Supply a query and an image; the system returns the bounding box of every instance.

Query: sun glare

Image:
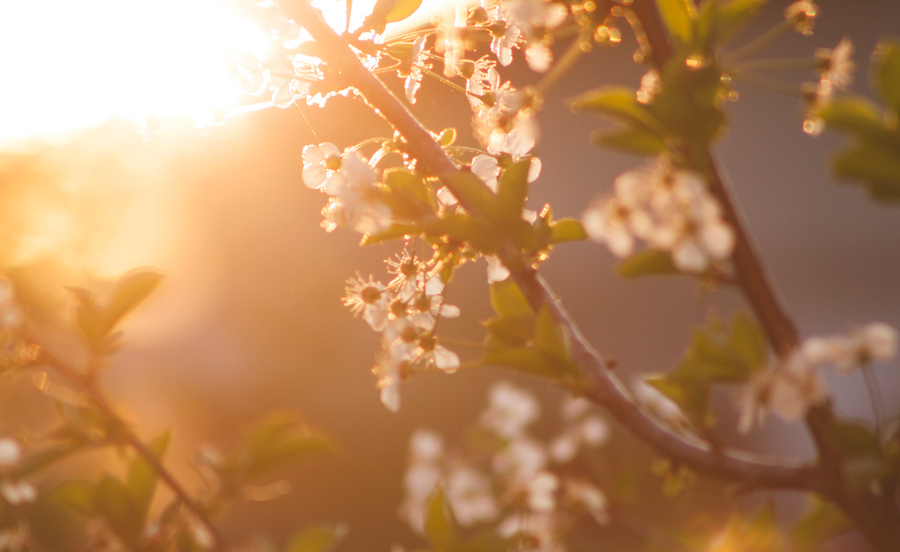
[0,0,447,147]
[0,0,270,145]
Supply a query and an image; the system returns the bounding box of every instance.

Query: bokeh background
[0,0,899,549]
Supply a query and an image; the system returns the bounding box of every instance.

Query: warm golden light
[0,0,270,145]
[0,0,449,147]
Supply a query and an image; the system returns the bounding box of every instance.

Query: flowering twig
[286,0,822,497]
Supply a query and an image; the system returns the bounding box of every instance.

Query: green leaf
[533,305,568,360]
[126,431,170,525]
[791,498,853,551]
[424,489,457,548]
[438,171,498,218]
[655,0,695,45]
[497,159,531,221]
[286,524,348,552]
[489,280,534,319]
[817,96,890,139]
[548,219,587,244]
[833,142,900,201]
[360,223,421,245]
[385,0,422,22]
[483,317,531,347]
[52,480,96,516]
[592,127,666,155]
[730,313,768,372]
[716,0,765,42]
[875,40,900,113]
[569,87,666,134]
[646,375,709,424]
[383,169,434,210]
[240,412,335,480]
[104,269,164,334]
[617,250,678,278]
[437,128,457,147]
[423,214,497,252]
[828,422,882,457]
[673,320,753,383]
[96,474,140,538]
[67,287,105,347]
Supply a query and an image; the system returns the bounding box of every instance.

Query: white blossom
[564,479,608,525]
[446,465,499,526]
[0,439,21,470]
[480,381,540,438]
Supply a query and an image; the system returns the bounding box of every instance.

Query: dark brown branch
[287,0,820,493]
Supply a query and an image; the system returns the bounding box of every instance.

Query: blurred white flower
[480,381,540,438]
[446,465,499,526]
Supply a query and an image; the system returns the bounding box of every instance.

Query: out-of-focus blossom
[785,0,818,35]
[446,465,499,525]
[480,381,540,438]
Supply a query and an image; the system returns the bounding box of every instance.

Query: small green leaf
[617,250,678,278]
[126,431,170,525]
[385,0,422,22]
[52,480,96,516]
[497,159,531,221]
[875,40,900,113]
[569,87,666,134]
[730,313,768,372]
[716,0,765,42]
[592,127,666,155]
[833,142,900,201]
[548,219,587,244]
[791,498,852,551]
[104,269,165,334]
[817,96,890,139]
[828,422,881,457]
[533,305,568,360]
[437,128,457,146]
[239,412,335,481]
[424,489,457,548]
[438,171,498,218]
[96,474,140,537]
[646,375,709,424]
[286,524,348,552]
[483,317,531,347]
[360,223,421,245]
[489,280,534,319]
[655,0,695,45]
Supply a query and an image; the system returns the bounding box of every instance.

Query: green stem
[724,18,793,61]
[730,57,820,73]
[738,71,806,98]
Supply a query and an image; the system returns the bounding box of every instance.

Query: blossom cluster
[399,382,609,551]
[581,160,736,273]
[738,322,897,433]
[302,143,394,235]
[342,250,462,412]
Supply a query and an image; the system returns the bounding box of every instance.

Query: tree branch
[287,0,820,495]
[31,339,226,551]
[626,2,900,550]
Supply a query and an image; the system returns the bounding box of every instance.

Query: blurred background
[0,0,898,549]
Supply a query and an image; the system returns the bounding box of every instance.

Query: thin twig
[31,340,226,551]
